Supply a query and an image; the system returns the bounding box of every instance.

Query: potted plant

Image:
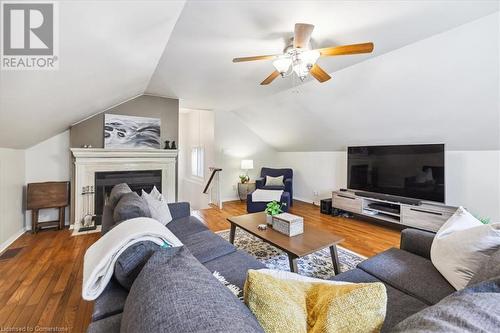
[265,200,286,226]
[239,174,249,184]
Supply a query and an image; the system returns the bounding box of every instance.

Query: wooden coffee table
[227,212,345,274]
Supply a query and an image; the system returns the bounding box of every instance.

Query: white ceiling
[0,0,498,149]
[147,0,499,111]
[233,12,500,151]
[0,0,186,148]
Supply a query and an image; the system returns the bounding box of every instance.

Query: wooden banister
[203,167,222,194]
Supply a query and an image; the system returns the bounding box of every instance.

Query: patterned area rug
[217,229,366,279]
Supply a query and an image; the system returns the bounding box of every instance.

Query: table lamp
[240,159,254,183]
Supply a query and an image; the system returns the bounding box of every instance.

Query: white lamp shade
[241,159,254,170]
[300,50,320,66]
[272,57,292,74]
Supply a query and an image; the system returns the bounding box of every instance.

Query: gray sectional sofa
[88,193,500,332]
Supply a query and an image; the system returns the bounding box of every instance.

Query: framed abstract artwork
[104,114,161,149]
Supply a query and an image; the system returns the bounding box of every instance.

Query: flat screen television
[347,144,445,203]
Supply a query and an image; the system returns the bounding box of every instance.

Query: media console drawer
[333,193,362,214]
[401,206,453,232]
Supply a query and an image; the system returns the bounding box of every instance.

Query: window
[191,146,204,178]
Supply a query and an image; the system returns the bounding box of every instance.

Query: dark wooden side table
[237,182,256,201]
[27,181,70,233]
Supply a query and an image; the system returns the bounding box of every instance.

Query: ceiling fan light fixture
[299,49,320,67]
[272,57,292,75]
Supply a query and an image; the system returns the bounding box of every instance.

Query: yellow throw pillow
[244,269,387,333]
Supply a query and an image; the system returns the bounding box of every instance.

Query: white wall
[275,150,500,222]
[214,110,278,201]
[178,110,215,209]
[25,131,71,229]
[0,148,26,252]
[273,152,346,204]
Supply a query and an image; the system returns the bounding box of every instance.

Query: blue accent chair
[246,191,290,213]
[255,167,293,205]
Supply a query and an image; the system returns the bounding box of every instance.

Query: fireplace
[94,170,162,223]
[70,148,177,228]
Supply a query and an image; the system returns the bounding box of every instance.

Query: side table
[237,182,256,201]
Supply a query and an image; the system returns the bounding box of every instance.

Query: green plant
[265,200,286,216]
[239,174,249,183]
[473,213,490,224]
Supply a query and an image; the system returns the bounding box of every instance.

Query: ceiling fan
[233,23,374,85]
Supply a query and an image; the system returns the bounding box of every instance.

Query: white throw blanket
[82,217,182,300]
[252,189,283,202]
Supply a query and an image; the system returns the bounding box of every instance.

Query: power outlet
[232,185,237,191]
[313,191,319,196]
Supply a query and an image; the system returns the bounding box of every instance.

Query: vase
[266,214,273,226]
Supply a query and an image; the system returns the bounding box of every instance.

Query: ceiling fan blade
[233,55,278,63]
[318,42,374,56]
[309,64,331,83]
[260,70,280,85]
[293,23,314,48]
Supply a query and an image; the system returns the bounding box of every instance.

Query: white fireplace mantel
[70,148,178,226]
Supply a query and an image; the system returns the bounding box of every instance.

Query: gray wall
[70,95,179,148]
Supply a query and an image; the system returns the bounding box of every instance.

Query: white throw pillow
[265,175,284,187]
[430,207,500,290]
[141,188,173,225]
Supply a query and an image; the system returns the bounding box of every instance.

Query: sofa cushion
[330,268,428,332]
[357,248,455,305]
[166,215,209,240]
[391,278,500,332]
[108,183,132,209]
[87,313,122,333]
[121,247,263,333]
[468,247,500,286]
[182,230,236,263]
[114,241,162,290]
[244,269,387,333]
[142,189,173,225]
[92,278,128,321]
[204,249,266,290]
[113,192,151,223]
[430,206,500,290]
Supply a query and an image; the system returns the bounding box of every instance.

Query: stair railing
[203,167,222,209]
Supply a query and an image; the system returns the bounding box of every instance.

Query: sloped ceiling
[233,13,500,151]
[147,0,499,112]
[1,0,498,150]
[0,0,185,149]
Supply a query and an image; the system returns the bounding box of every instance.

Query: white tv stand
[332,190,457,232]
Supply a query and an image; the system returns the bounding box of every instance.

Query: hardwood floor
[195,200,401,257]
[0,229,99,332]
[0,200,400,332]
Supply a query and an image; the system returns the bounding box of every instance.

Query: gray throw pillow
[265,175,284,187]
[467,248,500,286]
[392,278,500,332]
[114,241,162,290]
[121,247,264,333]
[113,192,151,223]
[108,183,132,208]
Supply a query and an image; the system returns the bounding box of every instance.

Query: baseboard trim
[0,227,26,253]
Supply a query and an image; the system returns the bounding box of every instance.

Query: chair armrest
[255,178,265,189]
[167,202,191,220]
[400,228,436,260]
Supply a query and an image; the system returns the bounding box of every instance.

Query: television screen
[347,144,445,203]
